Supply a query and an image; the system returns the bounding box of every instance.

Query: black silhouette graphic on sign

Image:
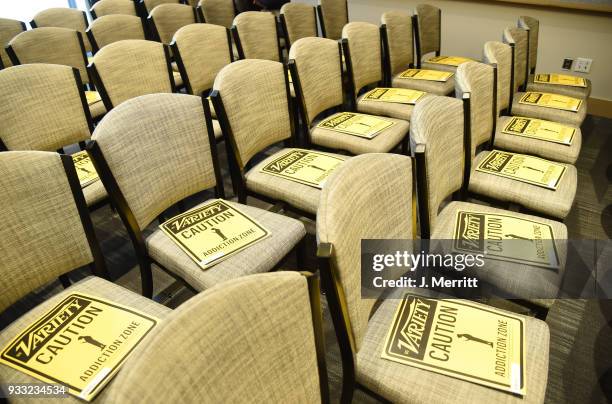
[78,336,106,351]
[457,333,493,348]
[211,228,228,241]
[504,234,533,242]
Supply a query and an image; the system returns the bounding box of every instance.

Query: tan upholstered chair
[88,93,306,297]
[90,0,138,19]
[0,64,108,209]
[317,0,347,40]
[142,0,180,14]
[381,10,454,96]
[279,3,317,48]
[30,7,92,52]
[289,37,409,155]
[231,11,281,62]
[148,3,197,45]
[504,27,587,127]
[103,272,329,402]
[87,14,146,53]
[0,18,26,68]
[196,0,236,28]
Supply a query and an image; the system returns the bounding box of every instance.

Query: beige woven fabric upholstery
[469,150,577,219]
[91,0,138,18]
[382,11,413,74]
[150,3,196,45]
[143,0,180,13]
[518,16,538,72]
[420,58,460,73]
[494,115,582,164]
[526,79,591,100]
[511,92,587,127]
[199,0,235,28]
[0,64,90,152]
[92,39,172,108]
[319,0,348,40]
[82,178,108,207]
[106,272,321,403]
[88,15,145,50]
[32,7,91,52]
[411,96,465,230]
[317,153,413,350]
[416,3,440,56]
[147,200,305,290]
[289,37,343,125]
[0,18,25,67]
[213,59,290,167]
[503,27,528,92]
[483,41,512,114]
[391,73,455,95]
[356,92,429,121]
[173,23,231,95]
[9,27,90,85]
[281,3,316,46]
[342,22,382,95]
[233,11,279,61]
[0,152,93,312]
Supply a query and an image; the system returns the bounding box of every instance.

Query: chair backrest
[416,3,440,56]
[317,153,414,351]
[411,96,465,233]
[105,272,327,403]
[198,0,235,28]
[143,0,180,14]
[518,16,538,73]
[90,0,138,19]
[503,27,528,92]
[280,3,317,47]
[91,39,173,109]
[289,37,343,126]
[0,151,102,313]
[90,93,218,231]
[149,3,197,45]
[172,23,231,96]
[381,10,413,76]
[0,18,26,68]
[0,64,92,151]
[88,15,146,52]
[31,7,91,52]
[318,0,348,40]
[232,11,280,62]
[483,41,512,115]
[7,27,91,85]
[212,59,291,168]
[342,22,383,97]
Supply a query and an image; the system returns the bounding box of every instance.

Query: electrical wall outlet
[562,58,574,70]
[574,58,592,73]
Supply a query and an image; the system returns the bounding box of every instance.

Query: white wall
[0,0,68,23]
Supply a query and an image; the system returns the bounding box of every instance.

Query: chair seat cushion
[511,92,587,127]
[172,71,184,88]
[356,291,549,404]
[89,99,107,119]
[310,115,409,155]
[211,118,222,139]
[391,73,455,96]
[421,55,460,73]
[146,200,306,291]
[527,75,591,99]
[431,201,567,304]
[493,116,582,164]
[356,92,431,121]
[82,178,108,208]
[468,151,577,219]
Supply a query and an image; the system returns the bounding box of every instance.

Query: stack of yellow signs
[427,56,474,66]
[502,117,575,145]
[0,294,158,401]
[362,88,426,105]
[317,112,395,139]
[260,148,346,189]
[160,199,269,269]
[398,69,453,82]
[452,210,560,268]
[533,74,586,88]
[476,150,566,190]
[382,294,526,396]
[85,91,102,106]
[72,151,99,188]
[518,92,582,112]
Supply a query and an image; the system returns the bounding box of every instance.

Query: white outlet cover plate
[574,57,592,73]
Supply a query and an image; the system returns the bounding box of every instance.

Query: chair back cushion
[143,0,180,13]
[89,15,145,50]
[91,0,138,18]
[319,0,347,40]
[503,27,528,91]
[233,11,279,61]
[280,3,316,46]
[483,41,512,114]
[199,0,235,28]
[416,4,440,56]
[342,22,382,94]
[32,8,91,51]
[519,16,538,71]
[150,3,196,45]
[0,18,25,67]
[381,10,413,75]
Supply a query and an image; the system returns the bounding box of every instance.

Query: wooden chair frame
[413,8,441,69]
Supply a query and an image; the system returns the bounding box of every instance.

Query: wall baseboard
[588,98,612,119]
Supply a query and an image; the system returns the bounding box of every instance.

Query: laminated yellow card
[382,294,526,396]
[363,88,426,105]
[427,56,474,66]
[518,92,582,112]
[84,91,102,106]
[476,150,566,190]
[398,69,453,82]
[453,211,560,268]
[533,73,586,88]
[160,199,269,269]
[317,112,394,139]
[0,293,158,401]
[260,148,345,189]
[72,151,99,188]
[502,117,575,145]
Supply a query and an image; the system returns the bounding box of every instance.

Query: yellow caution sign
[427,56,474,66]
[72,151,99,188]
[398,68,453,82]
[261,148,345,189]
[382,294,526,395]
[84,91,102,106]
[160,199,270,269]
[502,117,575,145]
[453,210,560,268]
[518,92,582,112]
[476,150,566,190]
[363,88,426,105]
[533,73,586,88]
[0,293,158,401]
[317,112,395,139]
